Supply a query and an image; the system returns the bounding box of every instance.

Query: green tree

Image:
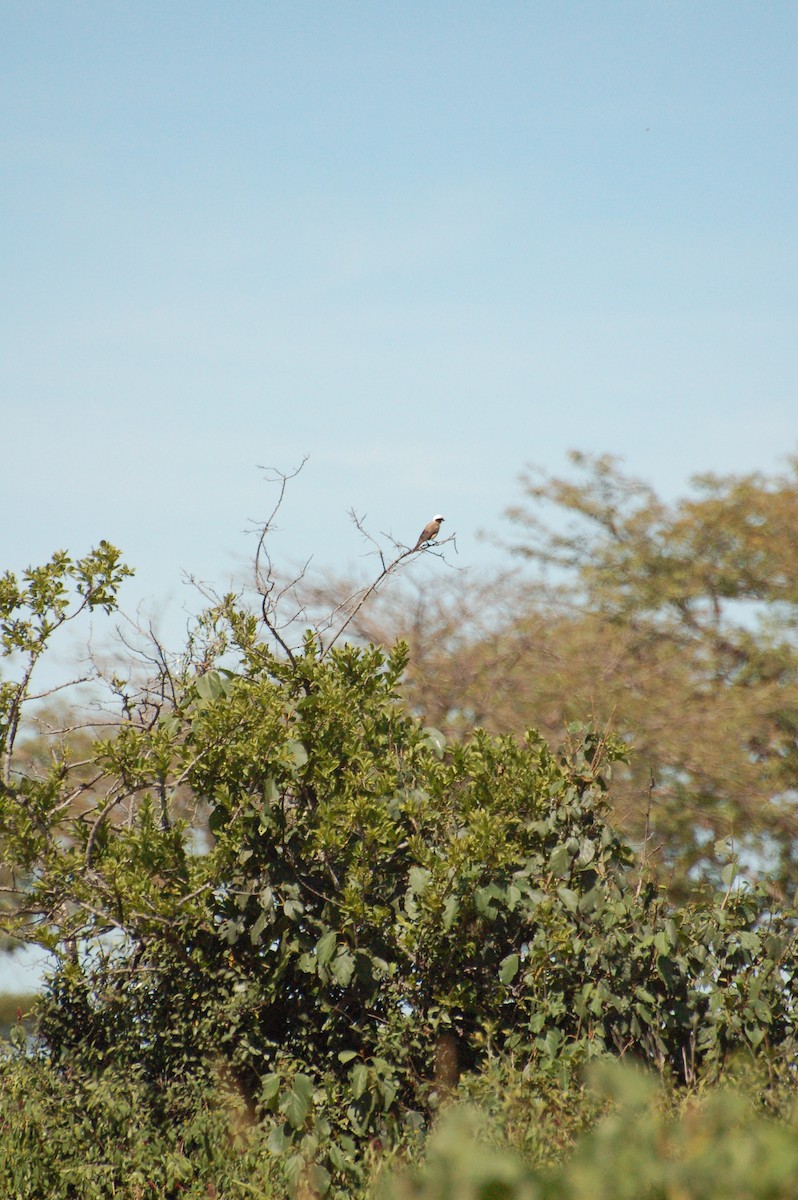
[503,452,798,890]
[0,542,133,950]
[1,541,796,1196]
[330,454,798,893]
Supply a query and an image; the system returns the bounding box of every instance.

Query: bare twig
[321,530,456,658]
[249,462,456,662]
[249,460,311,662]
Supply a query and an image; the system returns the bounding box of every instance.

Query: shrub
[382,1062,798,1200]
[2,568,796,1194]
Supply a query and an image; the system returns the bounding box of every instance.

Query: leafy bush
[0,1030,283,1199]
[1,555,797,1195]
[383,1063,798,1200]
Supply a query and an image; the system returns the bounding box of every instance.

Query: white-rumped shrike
[412,515,444,552]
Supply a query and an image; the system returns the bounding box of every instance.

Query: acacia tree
[503,452,798,890]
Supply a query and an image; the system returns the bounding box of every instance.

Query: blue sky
[3,1,796,627]
[0,0,796,989]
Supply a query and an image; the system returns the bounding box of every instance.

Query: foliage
[504,451,798,889]
[4,1048,795,1199]
[0,542,133,953]
[0,1032,282,1199]
[0,541,132,773]
[1,539,797,1195]
[382,1062,798,1200]
[326,453,798,893]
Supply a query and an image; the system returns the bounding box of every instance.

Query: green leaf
[283,897,305,921]
[549,844,572,877]
[194,670,227,704]
[542,1028,562,1058]
[557,886,579,913]
[422,727,446,757]
[282,1074,313,1129]
[765,934,784,959]
[475,884,502,918]
[249,911,270,945]
[292,1073,314,1104]
[408,866,431,895]
[442,894,459,930]
[577,837,596,867]
[267,1125,290,1153]
[316,930,337,965]
[261,1073,282,1101]
[331,949,355,987]
[350,1063,369,1099]
[328,1142,351,1171]
[721,862,739,887]
[337,1050,358,1064]
[285,1154,305,1186]
[751,998,772,1023]
[499,953,520,984]
[218,919,243,945]
[745,1024,765,1048]
[286,738,308,767]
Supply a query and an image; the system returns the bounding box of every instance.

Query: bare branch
[321,530,456,658]
[248,460,311,662]
[25,676,95,704]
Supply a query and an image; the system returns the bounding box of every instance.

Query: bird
[412,514,444,552]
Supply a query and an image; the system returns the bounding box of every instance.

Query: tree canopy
[1,528,796,1196]
[329,454,798,894]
